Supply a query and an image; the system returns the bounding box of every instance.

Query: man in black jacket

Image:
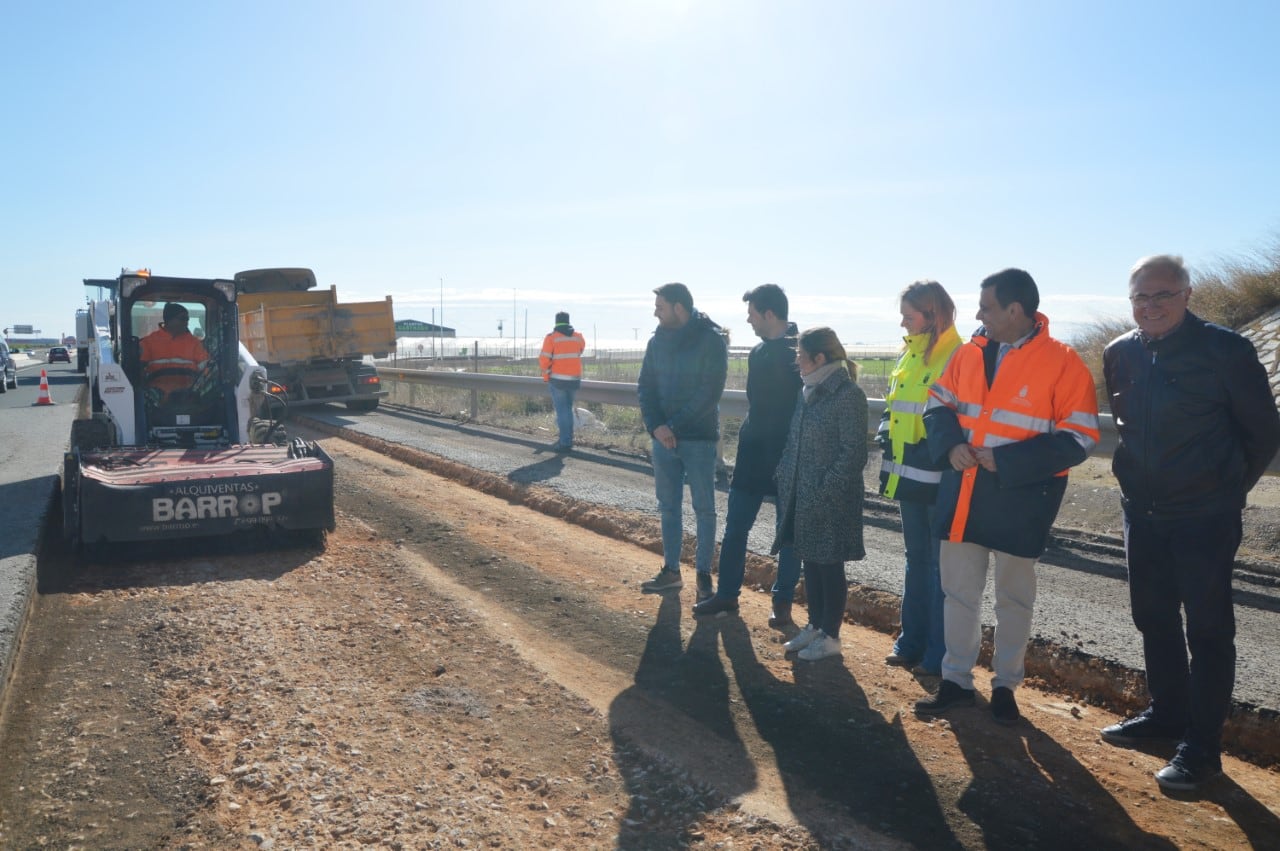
[637,283,729,596]
[1101,254,1280,793]
[693,284,802,621]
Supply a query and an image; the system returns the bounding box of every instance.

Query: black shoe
[768,602,793,628]
[692,595,740,617]
[884,653,920,669]
[991,686,1021,725]
[641,569,683,593]
[914,680,976,716]
[1100,710,1182,747]
[695,572,714,603]
[1155,743,1222,792]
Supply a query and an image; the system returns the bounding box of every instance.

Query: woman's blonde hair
[798,326,857,379]
[900,279,956,360]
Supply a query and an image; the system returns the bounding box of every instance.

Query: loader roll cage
[119,275,243,447]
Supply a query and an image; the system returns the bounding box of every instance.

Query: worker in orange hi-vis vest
[139,302,211,403]
[539,311,586,452]
[912,268,1100,728]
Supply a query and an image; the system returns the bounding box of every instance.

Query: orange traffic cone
[34,369,55,406]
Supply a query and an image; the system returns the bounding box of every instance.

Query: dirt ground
[1,432,1279,849]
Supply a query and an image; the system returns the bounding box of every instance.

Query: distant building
[395,319,455,338]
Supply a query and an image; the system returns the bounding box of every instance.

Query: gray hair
[1129,254,1190,289]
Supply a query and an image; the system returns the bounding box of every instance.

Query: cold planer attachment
[64,438,335,546]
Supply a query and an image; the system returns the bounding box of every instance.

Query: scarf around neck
[801,361,843,400]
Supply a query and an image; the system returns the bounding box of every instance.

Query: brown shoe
[768,602,793,628]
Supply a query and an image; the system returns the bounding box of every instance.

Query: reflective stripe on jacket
[923,313,1100,558]
[539,329,585,381]
[878,325,962,502]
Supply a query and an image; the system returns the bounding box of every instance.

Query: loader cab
[118,273,242,447]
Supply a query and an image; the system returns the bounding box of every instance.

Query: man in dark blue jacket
[637,283,728,596]
[693,284,801,621]
[1101,254,1280,793]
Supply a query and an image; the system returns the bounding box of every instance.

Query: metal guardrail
[375,365,1122,455]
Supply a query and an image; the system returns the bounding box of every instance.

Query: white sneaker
[783,624,820,653]
[798,633,842,661]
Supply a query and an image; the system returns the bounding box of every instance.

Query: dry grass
[1071,234,1280,411]
[1190,241,1280,328]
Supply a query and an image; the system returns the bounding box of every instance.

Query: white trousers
[939,541,1038,692]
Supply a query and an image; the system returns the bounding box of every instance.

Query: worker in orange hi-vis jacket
[912,268,1100,728]
[139,302,210,402]
[539,311,585,452]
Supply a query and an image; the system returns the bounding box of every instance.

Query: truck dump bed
[239,287,396,365]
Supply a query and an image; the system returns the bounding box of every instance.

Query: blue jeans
[548,378,579,448]
[651,438,718,574]
[716,486,800,603]
[892,499,945,671]
[1124,509,1241,758]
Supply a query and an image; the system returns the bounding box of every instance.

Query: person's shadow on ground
[608,593,756,849]
[506,454,566,484]
[719,616,961,849]
[1200,773,1280,847]
[944,697,1177,850]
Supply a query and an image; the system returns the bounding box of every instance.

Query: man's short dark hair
[742,283,788,320]
[653,282,693,314]
[162,302,189,323]
[555,311,570,325]
[981,268,1040,318]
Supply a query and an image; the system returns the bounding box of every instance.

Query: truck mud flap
[73,443,335,544]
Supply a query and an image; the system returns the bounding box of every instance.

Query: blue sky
[3,0,1278,347]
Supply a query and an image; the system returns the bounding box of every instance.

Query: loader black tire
[62,453,81,546]
[70,418,111,453]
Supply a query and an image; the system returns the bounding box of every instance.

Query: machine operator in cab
[139,302,211,402]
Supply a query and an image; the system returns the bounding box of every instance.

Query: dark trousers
[1124,509,1241,757]
[715,486,800,602]
[803,561,848,639]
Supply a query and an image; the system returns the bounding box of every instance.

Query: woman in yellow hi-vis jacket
[878,281,962,676]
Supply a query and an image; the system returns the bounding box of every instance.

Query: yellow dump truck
[236,268,395,412]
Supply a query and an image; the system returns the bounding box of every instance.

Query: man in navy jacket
[693,284,801,621]
[1101,254,1280,793]
[637,283,728,596]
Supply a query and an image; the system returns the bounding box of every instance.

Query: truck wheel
[345,399,379,413]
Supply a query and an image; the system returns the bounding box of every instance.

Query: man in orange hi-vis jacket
[913,268,1100,727]
[139,302,211,403]
[539,311,586,452]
